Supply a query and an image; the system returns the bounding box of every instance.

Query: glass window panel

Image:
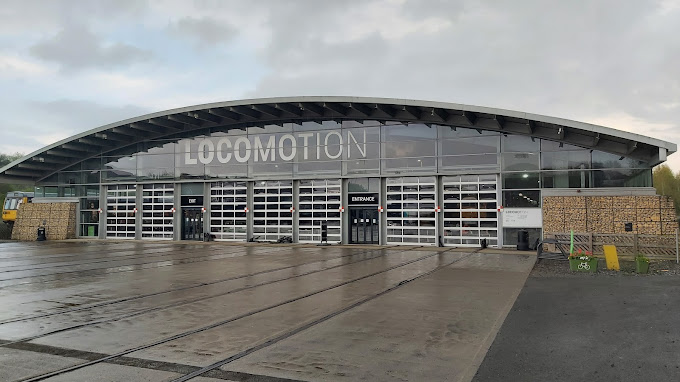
[176,166,205,179]
[540,139,583,151]
[438,126,499,138]
[593,168,652,187]
[181,183,203,195]
[345,159,380,175]
[503,190,541,208]
[294,120,340,131]
[382,141,436,158]
[137,153,174,169]
[542,171,590,188]
[541,151,590,170]
[205,164,248,179]
[297,161,341,175]
[502,135,540,152]
[502,152,539,171]
[440,154,498,168]
[440,136,500,155]
[249,163,294,177]
[247,124,293,134]
[382,157,436,174]
[592,150,647,169]
[502,172,540,189]
[382,123,436,141]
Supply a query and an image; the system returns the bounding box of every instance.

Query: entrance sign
[502,208,542,228]
[184,129,367,165]
[348,193,379,205]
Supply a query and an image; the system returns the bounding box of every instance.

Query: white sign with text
[502,208,543,228]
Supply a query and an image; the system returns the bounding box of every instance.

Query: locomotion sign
[183,130,367,165]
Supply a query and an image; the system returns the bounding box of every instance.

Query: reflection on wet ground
[0,241,534,382]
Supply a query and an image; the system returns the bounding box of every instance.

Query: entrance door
[182,208,203,240]
[349,208,379,244]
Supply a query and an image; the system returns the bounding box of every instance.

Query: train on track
[2,191,34,227]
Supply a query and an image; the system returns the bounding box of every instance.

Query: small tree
[653,164,680,214]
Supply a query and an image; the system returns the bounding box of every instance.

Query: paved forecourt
[0,241,534,382]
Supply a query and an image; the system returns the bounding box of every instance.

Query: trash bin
[516,230,529,251]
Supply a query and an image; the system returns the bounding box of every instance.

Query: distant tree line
[0,153,32,205]
[653,164,680,215]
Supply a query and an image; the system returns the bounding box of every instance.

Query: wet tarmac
[0,241,534,382]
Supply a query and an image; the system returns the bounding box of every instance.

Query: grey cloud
[1,0,148,31]
[30,25,152,71]
[167,17,238,47]
[0,100,150,156]
[29,99,150,129]
[248,0,679,136]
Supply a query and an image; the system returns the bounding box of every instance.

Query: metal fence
[545,231,679,261]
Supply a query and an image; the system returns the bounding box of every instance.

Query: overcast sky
[1,0,679,169]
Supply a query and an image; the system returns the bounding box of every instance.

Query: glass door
[349,208,379,244]
[182,208,203,241]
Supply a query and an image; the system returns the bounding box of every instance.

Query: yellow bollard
[603,245,620,271]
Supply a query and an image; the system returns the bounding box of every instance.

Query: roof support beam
[94,132,129,142]
[323,102,349,116]
[403,106,422,119]
[168,114,203,126]
[494,115,505,129]
[112,126,145,137]
[252,104,282,118]
[4,169,38,177]
[431,108,449,122]
[275,103,303,117]
[229,106,261,119]
[46,148,82,157]
[208,108,242,121]
[526,120,535,134]
[17,162,55,170]
[61,143,99,153]
[300,102,325,116]
[188,110,222,124]
[33,156,71,164]
[130,122,166,134]
[147,118,183,130]
[462,111,476,126]
[375,104,397,118]
[78,137,114,147]
[592,133,600,147]
[349,103,372,117]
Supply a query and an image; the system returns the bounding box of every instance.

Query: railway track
[0,246,381,324]
[0,247,402,345]
[16,248,474,382]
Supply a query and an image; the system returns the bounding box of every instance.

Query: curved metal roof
[0,96,676,183]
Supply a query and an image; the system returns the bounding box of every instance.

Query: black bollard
[37,226,46,241]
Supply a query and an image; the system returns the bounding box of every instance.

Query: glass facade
[35,120,657,246]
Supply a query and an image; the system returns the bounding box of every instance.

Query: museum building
[0,97,676,246]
